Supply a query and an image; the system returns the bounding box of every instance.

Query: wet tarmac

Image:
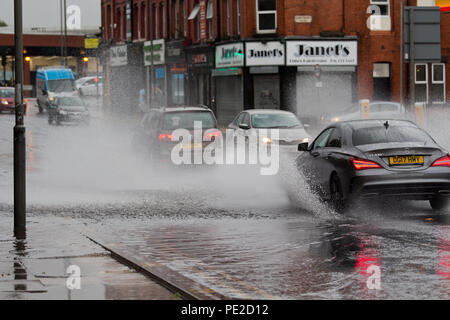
[0,104,449,299]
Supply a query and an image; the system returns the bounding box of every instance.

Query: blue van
[36,67,77,113]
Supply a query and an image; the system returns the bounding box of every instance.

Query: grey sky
[0,0,100,28]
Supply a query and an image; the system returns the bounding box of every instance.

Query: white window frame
[370,0,390,16]
[415,63,428,103]
[431,63,446,104]
[256,0,277,34]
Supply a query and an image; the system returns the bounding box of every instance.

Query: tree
[0,20,7,27]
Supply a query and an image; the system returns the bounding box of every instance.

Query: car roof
[243,109,295,115]
[338,119,417,130]
[157,106,213,113]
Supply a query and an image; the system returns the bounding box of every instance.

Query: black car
[48,95,90,125]
[296,119,450,212]
[131,106,221,164]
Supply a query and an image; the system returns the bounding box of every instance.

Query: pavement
[0,212,179,300]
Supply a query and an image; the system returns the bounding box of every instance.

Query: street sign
[404,7,441,62]
[84,38,99,49]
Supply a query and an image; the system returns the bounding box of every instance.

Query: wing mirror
[298,142,309,152]
[239,123,250,130]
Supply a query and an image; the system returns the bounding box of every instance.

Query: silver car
[328,101,406,123]
[228,109,312,152]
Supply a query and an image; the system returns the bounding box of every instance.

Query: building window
[370,0,389,16]
[154,4,158,39]
[415,63,428,103]
[174,0,179,39]
[257,0,277,34]
[237,0,240,35]
[183,0,187,37]
[227,0,230,36]
[207,0,213,39]
[141,2,146,39]
[431,63,446,103]
[188,2,200,40]
[162,2,166,38]
[368,0,391,31]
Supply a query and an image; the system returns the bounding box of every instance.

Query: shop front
[245,41,285,110]
[286,38,358,126]
[213,42,245,126]
[109,43,144,113]
[143,39,165,107]
[186,46,214,107]
[165,40,187,106]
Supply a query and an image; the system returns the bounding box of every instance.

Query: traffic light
[83,57,89,63]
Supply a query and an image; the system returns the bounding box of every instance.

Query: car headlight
[1,99,8,105]
[59,110,68,115]
[331,117,340,122]
[261,137,272,144]
[302,137,310,143]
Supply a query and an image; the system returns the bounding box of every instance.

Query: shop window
[172,73,185,105]
[431,63,446,104]
[415,63,428,103]
[257,0,277,34]
[368,0,391,31]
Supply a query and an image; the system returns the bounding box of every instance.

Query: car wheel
[329,173,346,213]
[429,196,449,211]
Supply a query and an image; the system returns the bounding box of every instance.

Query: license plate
[389,155,424,165]
[181,143,203,150]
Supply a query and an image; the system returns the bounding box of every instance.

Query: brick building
[101,0,449,125]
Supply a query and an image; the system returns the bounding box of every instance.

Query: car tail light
[158,133,173,141]
[432,154,450,167]
[205,131,221,141]
[350,157,382,170]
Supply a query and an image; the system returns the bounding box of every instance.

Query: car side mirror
[298,142,309,152]
[239,123,250,130]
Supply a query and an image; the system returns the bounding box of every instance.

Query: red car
[0,87,15,113]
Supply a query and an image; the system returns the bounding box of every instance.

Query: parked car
[0,87,15,114]
[48,95,90,125]
[296,119,450,212]
[36,67,78,113]
[131,106,221,164]
[325,101,407,123]
[76,76,103,97]
[228,109,312,153]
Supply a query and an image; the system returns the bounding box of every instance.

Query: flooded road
[0,104,449,299]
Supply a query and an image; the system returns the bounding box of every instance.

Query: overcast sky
[0,0,100,28]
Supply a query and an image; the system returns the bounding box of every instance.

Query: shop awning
[188,4,200,20]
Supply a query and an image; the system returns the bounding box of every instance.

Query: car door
[321,127,348,196]
[297,127,334,196]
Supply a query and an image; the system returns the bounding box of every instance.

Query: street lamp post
[14,0,26,239]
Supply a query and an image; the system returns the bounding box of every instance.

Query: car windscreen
[47,79,75,93]
[0,89,14,98]
[352,125,434,146]
[56,97,84,106]
[162,111,216,130]
[251,113,303,129]
[370,103,400,113]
